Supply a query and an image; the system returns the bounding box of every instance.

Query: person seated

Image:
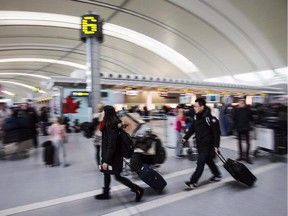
[130,132,166,172]
[72,119,81,133]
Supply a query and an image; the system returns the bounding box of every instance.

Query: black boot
[132,186,144,202]
[94,188,110,200]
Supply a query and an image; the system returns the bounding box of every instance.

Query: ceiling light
[0,58,86,70]
[2,90,15,96]
[0,72,51,79]
[0,80,46,93]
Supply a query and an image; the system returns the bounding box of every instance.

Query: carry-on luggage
[42,140,55,166]
[217,152,256,187]
[124,159,167,194]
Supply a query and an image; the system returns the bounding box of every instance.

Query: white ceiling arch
[0,0,286,98]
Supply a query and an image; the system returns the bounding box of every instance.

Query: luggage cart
[253,126,287,162]
[120,113,166,174]
[0,128,34,159]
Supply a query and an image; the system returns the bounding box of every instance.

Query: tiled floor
[0,121,287,216]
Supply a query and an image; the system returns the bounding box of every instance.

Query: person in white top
[48,117,69,167]
[93,104,104,166]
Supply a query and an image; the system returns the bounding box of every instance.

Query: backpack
[153,136,166,164]
[80,117,100,139]
[118,128,135,158]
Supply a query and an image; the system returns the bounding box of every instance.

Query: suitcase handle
[123,158,131,168]
[216,151,227,164]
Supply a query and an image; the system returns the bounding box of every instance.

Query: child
[48,117,69,167]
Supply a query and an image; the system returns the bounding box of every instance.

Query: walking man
[182,98,222,189]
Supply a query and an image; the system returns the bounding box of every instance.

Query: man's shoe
[185,181,197,189]
[94,193,111,200]
[236,157,243,161]
[209,176,222,182]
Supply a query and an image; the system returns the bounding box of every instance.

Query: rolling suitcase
[217,152,256,187]
[42,141,55,166]
[124,159,167,194]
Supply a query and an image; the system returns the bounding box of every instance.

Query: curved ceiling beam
[0,11,198,75]
[0,44,162,76]
[0,58,86,70]
[0,69,64,77]
[0,80,46,93]
[0,72,50,79]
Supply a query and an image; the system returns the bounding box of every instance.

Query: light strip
[2,90,15,96]
[0,58,86,70]
[0,11,198,74]
[0,81,46,93]
[0,72,51,80]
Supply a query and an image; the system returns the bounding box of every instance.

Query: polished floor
[0,121,287,216]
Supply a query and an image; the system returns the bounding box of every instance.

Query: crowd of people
[0,98,286,203]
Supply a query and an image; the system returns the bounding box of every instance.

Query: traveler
[182,98,221,189]
[95,105,144,202]
[92,104,104,166]
[18,102,39,148]
[40,107,49,136]
[175,108,186,158]
[233,100,254,164]
[48,117,69,167]
[72,119,81,133]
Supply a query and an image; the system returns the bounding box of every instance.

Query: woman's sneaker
[209,175,222,182]
[185,181,197,189]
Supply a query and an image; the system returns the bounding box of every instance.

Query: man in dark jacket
[182,98,221,189]
[18,102,39,148]
[233,100,253,164]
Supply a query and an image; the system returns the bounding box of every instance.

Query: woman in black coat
[95,105,144,202]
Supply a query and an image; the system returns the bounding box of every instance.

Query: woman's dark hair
[195,98,206,107]
[103,105,121,128]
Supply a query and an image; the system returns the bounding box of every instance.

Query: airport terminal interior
[0,0,287,216]
[0,121,287,216]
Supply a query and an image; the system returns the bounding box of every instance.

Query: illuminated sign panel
[71,91,89,97]
[80,14,103,41]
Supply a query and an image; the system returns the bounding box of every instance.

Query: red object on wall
[63,96,81,114]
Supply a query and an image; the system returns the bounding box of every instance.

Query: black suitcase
[42,141,55,166]
[217,152,256,187]
[138,164,167,193]
[124,159,167,194]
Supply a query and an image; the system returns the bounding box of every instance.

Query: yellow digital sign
[82,15,98,35]
[80,14,103,41]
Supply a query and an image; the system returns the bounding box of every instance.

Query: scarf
[99,121,105,132]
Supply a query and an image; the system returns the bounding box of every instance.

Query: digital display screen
[80,14,102,39]
[71,91,89,97]
[206,94,220,102]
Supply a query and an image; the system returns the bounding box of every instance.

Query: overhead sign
[126,90,138,96]
[80,14,103,42]
[71,91,89,97]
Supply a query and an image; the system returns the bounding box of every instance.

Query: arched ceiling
[0,0,286,98]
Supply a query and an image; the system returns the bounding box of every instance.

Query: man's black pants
[190,150,221,184]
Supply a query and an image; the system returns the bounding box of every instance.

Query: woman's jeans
[176,131,183,156]
[53,140,67,166]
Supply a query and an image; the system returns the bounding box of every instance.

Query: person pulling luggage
[95,105,144,202]
[182,98,222,189]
